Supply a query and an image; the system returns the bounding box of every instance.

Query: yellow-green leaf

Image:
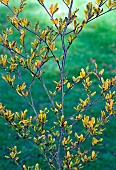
[96,0,100,5]
[106,0,111,8]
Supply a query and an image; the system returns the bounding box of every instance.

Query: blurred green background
[0,0,116,170]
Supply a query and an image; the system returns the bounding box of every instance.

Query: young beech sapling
[0,0,116,169]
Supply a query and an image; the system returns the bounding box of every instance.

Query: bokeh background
[0,0,116,169]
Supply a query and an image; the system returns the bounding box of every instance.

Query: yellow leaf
[91,91,96,97]
[35,163,39,170]
[79,134,85,142]
[49,42,55,50]
[84,10,88,20]
[52,108,58,114]
[96,0,100,5]
[20,30,26,45]
[20,29,25,35]
[67,82,71,89]
[0,36,3,42]
[65,0,70,5]
[76,114,82,120]
[15,47,20,53]
[92,137,99,146]
[106,0,111,8]
[68,35,73,43]
[5,155,10,159]
[10,63,18,71]
[80,68,86,78]
[23,165,27,170]
[40,46,45,54]
[0,55,7,66]
[2,74,15,86]
[17,83,26,91]
[14,7,19,15]
[10,152,15,159]
[12,16,19,28]
[81,155,88,162]
[66,151,70,158]
[56,102,62,109]
[81,20,86,27]
[54,3,58,11]
[99,69,104,75]
[91,151,96,159]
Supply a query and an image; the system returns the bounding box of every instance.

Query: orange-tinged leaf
[113,70,116,73]
[56,84,61,91]
[49,4,54,15]
[112,2,116,7]
[51,18,59,25]
[49,3,58,15]
[39,0,44,4]
[55,58,59,62]
[35,60,41,68]
[55,18,59,25]
[2,0,9,5]
[23,91,28,97]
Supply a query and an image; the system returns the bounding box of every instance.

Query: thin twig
[40,77,55,109]
[66,7,116,35]
[56,1,74,169]
[17,67,38,115]
[56,128,63,170]
[0,43,27,59]
[62,0,70,9]
[13,159,23,170]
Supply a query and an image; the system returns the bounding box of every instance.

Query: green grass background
[0,0,116,169]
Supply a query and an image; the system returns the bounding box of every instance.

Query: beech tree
[0,0,116,169]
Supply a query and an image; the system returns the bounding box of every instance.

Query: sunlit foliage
[0,0,116,169]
